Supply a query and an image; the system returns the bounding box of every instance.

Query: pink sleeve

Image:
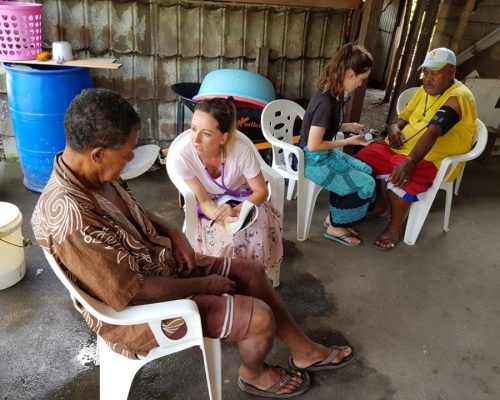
[170,144,197,181]
[240,140,261,179]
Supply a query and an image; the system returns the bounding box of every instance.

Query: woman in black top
[299,43,375,246]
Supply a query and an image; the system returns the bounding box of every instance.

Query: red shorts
[356,142,437,201]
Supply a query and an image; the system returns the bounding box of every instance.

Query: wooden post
[407,0,443,88]
[386,0,426,124]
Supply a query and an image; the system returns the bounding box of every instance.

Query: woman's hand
[213,203,238,224]
[345,133,371,147]
[341,122,365,134]
[387,124,406,149]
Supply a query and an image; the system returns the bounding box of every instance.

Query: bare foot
[324,216,359,236]
[326,225,361,245]
[239,364,305,395]
[373,224,401,250]
[291,344,354,369]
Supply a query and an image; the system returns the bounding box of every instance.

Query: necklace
[422,94,442,117]
[200,147,224,177]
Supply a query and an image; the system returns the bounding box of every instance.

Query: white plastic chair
[396,87,419,115]
[120,144,160,180]
[404,119,488,245]
[166,130,284,246]
[260,99,344,241]
[43,249,221,400]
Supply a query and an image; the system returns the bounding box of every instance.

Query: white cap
[418,48,456,70]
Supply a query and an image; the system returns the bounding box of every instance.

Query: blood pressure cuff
[428,105,460,135]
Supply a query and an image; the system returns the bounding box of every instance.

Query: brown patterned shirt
[31,154,184,358]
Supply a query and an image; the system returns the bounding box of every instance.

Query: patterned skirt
[194,201,283,287]
[304,147,375,227]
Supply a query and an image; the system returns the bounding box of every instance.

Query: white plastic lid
[0,202,22,231]
[120,144,160,180]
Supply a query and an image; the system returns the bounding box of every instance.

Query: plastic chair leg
[403,190,438,245]
[202,338,222,400]
[286,178,297,201]
[443,182,453,232]
[454,169,464,196]
[98,336,144,400]
[297,180,322,241]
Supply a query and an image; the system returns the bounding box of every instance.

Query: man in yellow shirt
[357,48,477,250]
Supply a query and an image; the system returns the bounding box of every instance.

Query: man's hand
[389,160,415,187]
[387,124,406,149]
[168,229,197,276]
[204,275,236,295]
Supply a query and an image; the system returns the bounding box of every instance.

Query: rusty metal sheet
[282,59,303,99]
[110,1,135,53]
[157,4,179,57]
[201,7,223,57]
[284,10,308,59]
[179,7,201,58]
[87,1,112,52]
[268,10,286,59]
[224,8,245,58]
[322,12,345,57]
[305,12,328,59]
[245,8,267,58]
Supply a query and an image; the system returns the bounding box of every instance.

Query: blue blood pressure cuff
[428,105,460,135]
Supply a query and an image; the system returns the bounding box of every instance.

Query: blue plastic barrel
[4,64,92,192]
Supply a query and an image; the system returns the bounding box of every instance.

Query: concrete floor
[1,156,500,400]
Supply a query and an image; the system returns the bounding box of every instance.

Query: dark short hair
[64,88,141,152]
[194,97,236,135]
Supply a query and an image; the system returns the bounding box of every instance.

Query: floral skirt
[194,201,283,287]
[304,147,375,227]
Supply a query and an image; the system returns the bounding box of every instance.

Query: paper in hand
[225,200,258,235]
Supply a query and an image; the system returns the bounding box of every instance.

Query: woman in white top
[171,98,283,287]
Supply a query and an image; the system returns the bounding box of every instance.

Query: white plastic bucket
[0,202,26,289]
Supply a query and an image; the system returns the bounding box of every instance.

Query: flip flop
[289,346,357,372]
[323,221,360,236]
[324,232,360,247]
[372,236,399,251]
[237,369,310,398]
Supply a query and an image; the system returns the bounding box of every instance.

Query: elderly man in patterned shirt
[32,88,356,398]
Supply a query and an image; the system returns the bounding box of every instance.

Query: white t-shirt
[171,133,261,195]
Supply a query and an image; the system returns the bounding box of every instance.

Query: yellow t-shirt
[392,81,477,170]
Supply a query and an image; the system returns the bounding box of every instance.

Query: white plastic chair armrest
[80,293,204,348]
[86,298,201,326]
[262,138,306,177]
[261,165,285,217]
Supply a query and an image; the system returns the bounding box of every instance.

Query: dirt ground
[360,88,390,131]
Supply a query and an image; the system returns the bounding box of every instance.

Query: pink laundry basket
[0,1,42,61]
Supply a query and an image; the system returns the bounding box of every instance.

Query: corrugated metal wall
[371,0,400,86]
[1,0,349,146]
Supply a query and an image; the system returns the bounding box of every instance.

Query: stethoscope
[200,154,252,198]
